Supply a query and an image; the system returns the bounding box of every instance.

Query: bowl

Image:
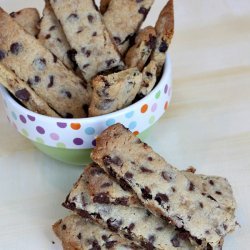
[0,55,172,165]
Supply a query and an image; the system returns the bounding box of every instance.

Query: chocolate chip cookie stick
[0,63,59,117]
[50,0,124,83]
[91,124,237,247]
[0,8,90,118]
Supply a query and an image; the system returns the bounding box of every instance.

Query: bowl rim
[0,54,171,123]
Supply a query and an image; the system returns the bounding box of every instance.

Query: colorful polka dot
[57,142,66,148]
[125,111,134,119]
[11,111,17,120]
[164,84,168,94]
[21,129,29,137]
[151,103,157,112]
[92,139,96,147]
[57,122,67,128]
[141,104,148,113]
[50,133,60,141]
[164,101,169,110]
[85,127,95,135]
[73,138,84,146]
[71,123,81,130]
[106,119,116,126]
[27,115,35,121]
[19,115,26,124]
[155,90,161,99]
[129,121,137,130]
[36,126,45,134]
[149,115,155,124]
[36,137,44,144]
[133,131,139,136]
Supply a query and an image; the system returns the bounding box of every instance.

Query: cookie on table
[63,167,194,250]
[85,163,141,208]
[103,0,155,56]
[38,1,76,70]
[151,0,174,76]
[89,68,142,117]
[91,124,237,247]
[10,8,40,36]
[0,63,59,117]
[138,60,157,97]
[125,26,156,71]
[53,214,138,250]
[100,0,111,15]
[0,8,90,118]
[50,0,124,83]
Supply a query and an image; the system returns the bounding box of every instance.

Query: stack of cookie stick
[54,123,238,249]
[0,0,174,118]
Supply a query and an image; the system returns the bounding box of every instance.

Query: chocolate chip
[148,157,153,161]
[141,241,154,250]
[107,218,122,232]
[140,167,153,173]
[88,14,94,23]
[57,38,62,43]
[103,155,122,166]
[65,113,73,118]
[0,50,6,60]
[67,49,77,63]
[148,235,155,243]
[82,63,90,69]
[199,202,204,208]
[61,90,72,99]
[100,182,112,188]
[141,187,152,200]
[108,168,117,179]
[146,34,157,49]
[171,187,176,192]
[77,233,82,239]
[113,36,121,45]
[171,235,180,247]
[119,178,131,191]
[62,224,66,230]
[15,89,30,102]
[48,75,54,88]
[106,59,115,67]
[146,72,153,78]
[85,50,91,57]
[156,226,163,231]
[124,233,133,240]
[105,241,117,249]
[188,182,195,191]
[136,0,144,2]
[33,58,46,71]
[159,40,168,53]
[49,25,56,31]
[207,195,217,202]
[161,171,172,182]
[93,193,110,204]
[90,166,105,176]
[102,235,108,241]
[209,180,215,185]
[10,42,23,55]
[53,54,58,63]
[67,13,78,20]
[223,224,228,230]
[90,239,101,250]
[125,172,133,179]
[128,223,135,231]
[114,197,128,206]
[215,191,222,195]
[45,34,51,39]
[10,12,17,17]
[138,7,149,16]
[77,28,83,34]
[155,193,169,205]
[92,32,97,36]
[27,76,41,86]
[205,230,210,234]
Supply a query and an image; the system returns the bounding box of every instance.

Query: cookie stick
[151,0,174,76]
[10,8,40,36]
[63,167,194,250]
[91,124,237,247]
[50,0,124,83]
[89,68,142,117]
[0,63,59,117]
[38,1,76,71]
[0,8,90,118]
[53,214,139,250]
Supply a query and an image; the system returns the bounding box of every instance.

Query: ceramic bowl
[0,55,172,165]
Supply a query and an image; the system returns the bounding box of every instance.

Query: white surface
[0,0,250,249]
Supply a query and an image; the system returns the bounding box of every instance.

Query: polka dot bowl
[0,55,172,165]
